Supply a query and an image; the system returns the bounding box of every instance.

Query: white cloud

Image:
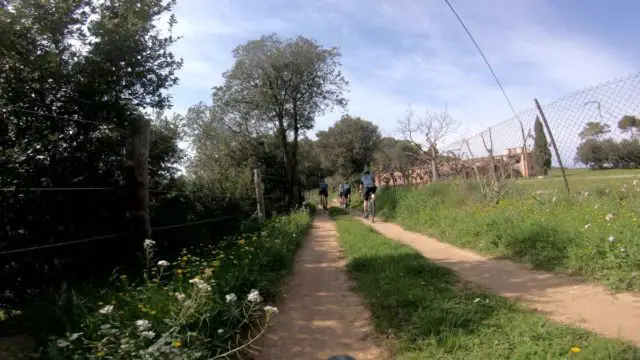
[167,0,637,154]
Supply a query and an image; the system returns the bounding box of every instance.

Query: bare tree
[397,106,459,183]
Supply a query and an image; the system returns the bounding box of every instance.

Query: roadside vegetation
[332,210,640,360]
[369,175,640,291]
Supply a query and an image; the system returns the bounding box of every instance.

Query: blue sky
[166,0,639,147]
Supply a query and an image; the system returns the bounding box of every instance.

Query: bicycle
[328,355,355,360]
[319,193,328,213]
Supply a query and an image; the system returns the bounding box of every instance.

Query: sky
[166,0,640,154]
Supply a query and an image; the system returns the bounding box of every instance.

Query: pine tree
[533,117,552,175]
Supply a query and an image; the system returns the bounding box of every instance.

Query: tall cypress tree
[533,117,552,174]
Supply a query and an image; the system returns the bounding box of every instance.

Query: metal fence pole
[534,98,570,195]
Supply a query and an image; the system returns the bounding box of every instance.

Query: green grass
[332,212,639,359]
[370,178,640,291]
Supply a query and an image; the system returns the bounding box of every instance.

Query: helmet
[363,169,370,175]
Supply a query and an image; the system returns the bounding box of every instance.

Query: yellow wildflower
[173,340,182,348]
[96,351,105,358]
[181,256,188,263]
[239,239,245,245]
[570,346,581,353]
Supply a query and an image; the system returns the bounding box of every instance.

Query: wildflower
[140,331,155,339]
[172,340,182,348]
[174,293,186,302]
[157,260,170,267]
[570,346,581,353]
[552,196,556,202]
[620,247,626,253]
[176,269,183,275]
[225,293,237,303]
[189,278,212,292]
[584,223,591,229]
[181,256,188,263]
[239,239,245,245]
[69,332,83,341]
[98,305,114,315]
[608,236,615,242]
[634,180,638,186]
[247,289,262,303]
[56,339,71,348]
[264,305,279,314]
[473,298,481,303]
[605,213,614,221]
[217,329,224,334]
[96,351,105,358]
[135,319,152,332]
[100,324,111,330]
[143,239,156,250]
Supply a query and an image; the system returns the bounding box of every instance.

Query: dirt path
[256,213,386,360]
[355,216,640,346]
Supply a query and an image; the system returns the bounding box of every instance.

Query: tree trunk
[276,115,292,205]
[430,146,439,183]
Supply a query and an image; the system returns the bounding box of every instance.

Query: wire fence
[445,72,640,172]
[0,107,269,309]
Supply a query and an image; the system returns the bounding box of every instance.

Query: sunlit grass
[333,213,640,360]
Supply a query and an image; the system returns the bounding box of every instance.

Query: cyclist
[342,182,351,208]
[358,170,376,219]
[319,179,329,211]
[338,183,345,207]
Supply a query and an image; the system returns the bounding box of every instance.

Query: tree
[618,115,639,139]
[374,137,421,185]
[576,139,607,169]
[397,107,459,182]
[211,34,348,206]
[579,121,611,140]
[532,117,552,175]
[315,115,381,179]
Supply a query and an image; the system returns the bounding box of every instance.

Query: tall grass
[373,178,640,291]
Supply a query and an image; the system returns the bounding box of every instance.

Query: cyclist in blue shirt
[359,170,377,218]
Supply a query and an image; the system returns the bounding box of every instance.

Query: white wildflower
[594,204,600,209]
[100,324,111,330]
[608,236,615,242]
[143,239,156,250]
[552,196,556,202]
[634,179,638,186]
[174,293,186,302]
[98,305,114,314]
[605,213,614,221]
[68,332,83,341]
[584,223,591,229]
[189,278,211,292]
[135,319,152,332]
[217,329,224,334]
[157,260,170,267]
[247,289,262,303]
[140,331,155,339]
[473,298,481,303]
[225,293,237,303]
[620,247,626,253]
[264,305,278,314]
[56,339,71,348]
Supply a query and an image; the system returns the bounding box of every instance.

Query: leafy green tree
[315,115,381,179]
[374,137,421,185]
[532,117,552,175]
[0,0,184,303]
[578,121,611,140]
[618,115,639,139]
[210,34,348,206]
[576,139,607,169]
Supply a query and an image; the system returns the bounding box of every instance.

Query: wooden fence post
[534,98,570,195]
[253,169,265,221]
[125,116,151,246]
